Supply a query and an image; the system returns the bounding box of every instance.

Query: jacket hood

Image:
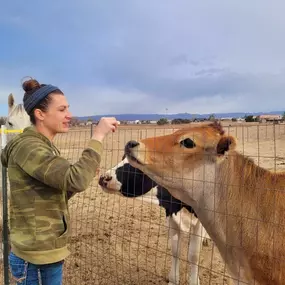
[1,126,52,167]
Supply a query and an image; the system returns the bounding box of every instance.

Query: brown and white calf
[98,155,210,285]
[123,121,285,285]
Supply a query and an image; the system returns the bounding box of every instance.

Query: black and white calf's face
[98,157,157,197]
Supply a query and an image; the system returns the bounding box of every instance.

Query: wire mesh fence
[1,122,285,284]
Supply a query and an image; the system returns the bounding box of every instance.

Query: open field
[2,122,285,284]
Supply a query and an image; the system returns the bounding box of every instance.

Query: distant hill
[76,111,284,121]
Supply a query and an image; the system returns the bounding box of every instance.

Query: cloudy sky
[1,1,285,116]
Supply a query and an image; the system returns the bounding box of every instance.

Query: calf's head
[124,122,236,193]
[98,155,157,197]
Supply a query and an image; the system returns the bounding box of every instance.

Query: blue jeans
[9,251,64,285]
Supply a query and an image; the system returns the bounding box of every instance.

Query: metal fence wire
[1,122,285,284]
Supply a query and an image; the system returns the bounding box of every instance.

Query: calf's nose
[98,175,112,187]
[125,140,139,154]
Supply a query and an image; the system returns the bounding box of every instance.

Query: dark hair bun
[22,78,41,92]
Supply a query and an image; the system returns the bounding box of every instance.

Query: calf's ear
[216,136,236,155]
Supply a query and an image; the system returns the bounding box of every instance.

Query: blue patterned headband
[24,84,60,114]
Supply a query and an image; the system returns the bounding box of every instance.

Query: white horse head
[6,93,31,130]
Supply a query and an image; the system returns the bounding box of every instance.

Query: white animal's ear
[216,136,236,155]
[8,93,14,110]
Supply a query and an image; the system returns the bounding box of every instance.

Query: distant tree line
[171,118,191,124]
[67,112,285,127]
[157,118,169,125]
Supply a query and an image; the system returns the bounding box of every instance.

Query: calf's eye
[180,138,196,148]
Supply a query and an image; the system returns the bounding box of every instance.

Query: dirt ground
[2,122,285,285]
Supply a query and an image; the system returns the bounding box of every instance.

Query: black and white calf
[98,156,210,285]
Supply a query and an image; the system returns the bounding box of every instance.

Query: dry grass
[2,122,285,284]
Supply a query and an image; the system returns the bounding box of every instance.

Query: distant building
[127,120,140,124]
[257,114,282,123]
[220,117,233,121]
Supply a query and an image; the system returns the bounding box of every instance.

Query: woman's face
[38,93,72,134]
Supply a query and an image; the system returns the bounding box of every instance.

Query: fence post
[90,123,93,138]
[1,125,9,285]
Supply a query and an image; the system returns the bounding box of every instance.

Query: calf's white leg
[188,219,202,285]
[167,215,181,285]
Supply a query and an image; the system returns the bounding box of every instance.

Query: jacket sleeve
[1,150,7,167]
[13,138,103,193]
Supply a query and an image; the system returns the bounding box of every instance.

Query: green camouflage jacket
[1,126,103,264]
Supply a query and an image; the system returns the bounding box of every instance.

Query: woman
[1,78,119,284]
